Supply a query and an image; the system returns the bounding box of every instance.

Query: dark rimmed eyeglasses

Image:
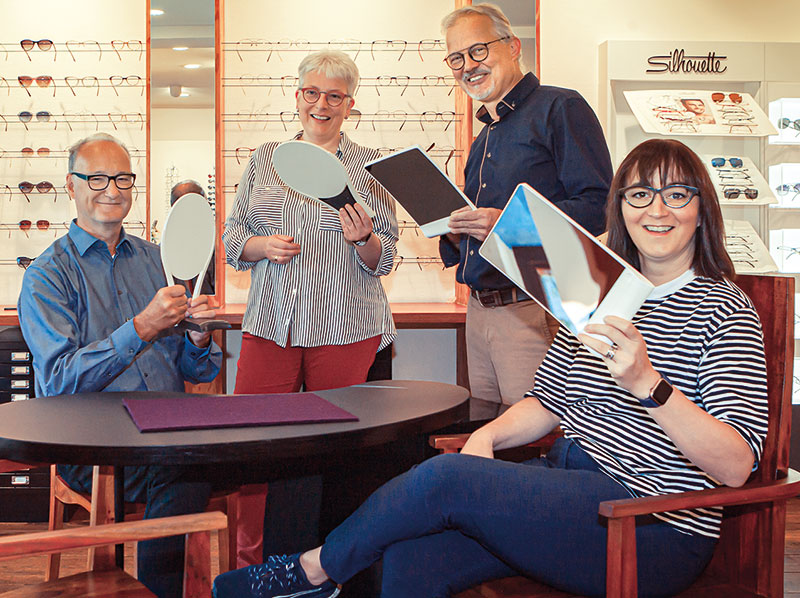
[20,39,54,60]
[444,37,510,70]
[16,256,35,270]
[109,75,143,96]
[298,87,350,107]
[711,157,743,168]
[70,172,136,191]
[18,181,57,201]
[619,184,699,209]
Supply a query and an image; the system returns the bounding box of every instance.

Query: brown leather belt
[470,287,532,308]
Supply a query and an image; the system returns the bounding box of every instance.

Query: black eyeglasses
[444,37,510,70]
[299,87,350,107]
[18,110,52,130]
[619,184,699,209]
[70,172,136,191]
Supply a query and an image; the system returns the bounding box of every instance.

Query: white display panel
[0,0,148,306]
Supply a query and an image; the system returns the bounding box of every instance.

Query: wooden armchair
[0,510,226,598]
[431,274,800,598]
[46,464,240,581]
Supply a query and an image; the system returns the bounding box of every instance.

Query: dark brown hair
[605,138,734,280]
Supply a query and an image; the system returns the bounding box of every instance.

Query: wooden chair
[46,464,240,581]
[431,274,800,598]
[0,510,226,598]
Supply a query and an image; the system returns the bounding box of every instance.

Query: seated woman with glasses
[215,138,768,598]
[222,51,397,566]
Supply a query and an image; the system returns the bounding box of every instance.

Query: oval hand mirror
[271,140,375,218]
[160,192,216,301]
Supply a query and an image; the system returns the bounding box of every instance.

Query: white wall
[539,0,800,119]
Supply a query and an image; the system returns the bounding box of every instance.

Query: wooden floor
[1,498,800,594]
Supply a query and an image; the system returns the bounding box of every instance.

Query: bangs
[623,147,700,190]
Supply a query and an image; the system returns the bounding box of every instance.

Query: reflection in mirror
[150,0,216,293]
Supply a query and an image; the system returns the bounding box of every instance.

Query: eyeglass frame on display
[66,40,102,62]
[17,75,55,97]
[20,39,55,60]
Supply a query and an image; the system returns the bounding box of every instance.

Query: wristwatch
[354,233,371,246]
[639,377,673,409]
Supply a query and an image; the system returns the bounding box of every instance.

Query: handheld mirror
[271,140,375,218]
[160,192,229,335]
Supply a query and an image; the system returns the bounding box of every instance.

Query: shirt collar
[68,219,133,256]
[476,72,540,124]
[294,130,350,159]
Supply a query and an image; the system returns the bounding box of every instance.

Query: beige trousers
[466,295,559,405]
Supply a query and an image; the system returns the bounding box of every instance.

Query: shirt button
[487,152,491,158]
[481,183,487,189]
[469,250,474,256]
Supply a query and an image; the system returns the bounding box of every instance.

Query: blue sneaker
[213,552,340,598]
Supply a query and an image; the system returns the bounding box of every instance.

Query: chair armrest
[599,468,800,520]
[0,511,227,559]
[429,430,564,454]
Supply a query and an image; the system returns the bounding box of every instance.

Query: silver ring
[604,344,618,360]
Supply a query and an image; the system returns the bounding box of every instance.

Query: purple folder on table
[122,392,359,433]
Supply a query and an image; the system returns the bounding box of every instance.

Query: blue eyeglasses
[619,184,699,209]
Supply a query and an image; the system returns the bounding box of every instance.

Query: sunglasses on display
[20,39,54,60]
[619,184,699,209]
[70,172,136,191]
[18,181,57,202]
[298,87,350,107]
[17,75,55,97]
[776,183,800,197]
[16,256,35,270]
[711,157,743,168]
[711,92,743,103]
[778,118,800,134]
[18,110,52,130]
[444,37,510,70]
[21,147,50,157]
[723,188,759,199]
[18,219,50,236]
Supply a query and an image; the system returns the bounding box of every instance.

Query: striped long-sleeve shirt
[223,132,398,351]
[531,273,769,538]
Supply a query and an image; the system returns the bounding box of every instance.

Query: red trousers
[233,333,381,566]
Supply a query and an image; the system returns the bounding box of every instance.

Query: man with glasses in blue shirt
[439,4,612,407]
[17,132,222,598]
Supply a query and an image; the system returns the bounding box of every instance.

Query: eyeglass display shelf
[724,219,777,274]
[701,155,776,206]
[768,98,800,145]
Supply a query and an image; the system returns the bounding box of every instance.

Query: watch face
[652,378,673,405]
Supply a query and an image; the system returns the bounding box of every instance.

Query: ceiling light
[173,46,189,51]
[150,8,164,15]
[184,64,201,69]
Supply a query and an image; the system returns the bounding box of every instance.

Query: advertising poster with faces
[0,0,147,305]
[221,0,460,304]
[623,90,777,137]
[701,154,776,206]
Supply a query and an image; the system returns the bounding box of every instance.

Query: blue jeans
[58,464,212,598]
[319,438,716,598]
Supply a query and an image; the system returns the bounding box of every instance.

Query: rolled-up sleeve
[223,152,260,271]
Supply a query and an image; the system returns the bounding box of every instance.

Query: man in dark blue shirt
[439,4,612,405]
[18,133,222,598]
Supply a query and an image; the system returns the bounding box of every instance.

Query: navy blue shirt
[18,221,221,397]
[439,73,613,291]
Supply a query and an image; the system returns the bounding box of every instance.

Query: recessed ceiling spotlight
[184,64,201,69]
[150,8,164,16]
[173,46,189,51]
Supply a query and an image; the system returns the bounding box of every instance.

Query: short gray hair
[67,133,131,172]
[441,3,515,40]
[297,50,360,97]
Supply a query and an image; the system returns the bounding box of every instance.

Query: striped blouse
[531,274,769,538]
[223,132,398,351]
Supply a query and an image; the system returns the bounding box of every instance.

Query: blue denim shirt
[18,220,222,398]
[440,73,613,291]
